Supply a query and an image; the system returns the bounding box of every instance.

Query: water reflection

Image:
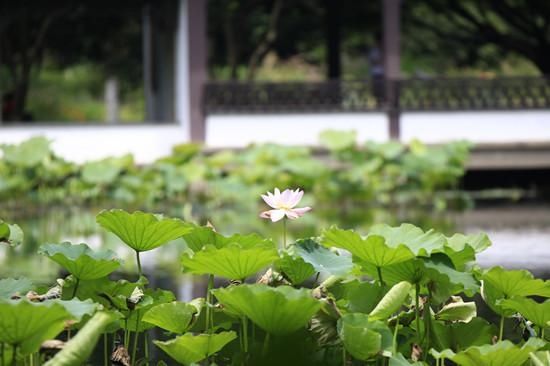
[1,202,549,282]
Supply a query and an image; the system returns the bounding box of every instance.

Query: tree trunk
[246,0,284,81]
[224,9,238,79]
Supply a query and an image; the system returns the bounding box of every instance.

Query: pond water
[2,201,549,285]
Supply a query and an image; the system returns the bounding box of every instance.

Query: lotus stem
[206,275,214,333]
[499,314,504,341]
[135,251,142,278]
[376,266,385,287]
[131,310,140,366]
[422,287,432,356]
[124,319,129,348]
[242,317,249,354]
[341,346,346,366]
[11,345,16,366]
[415,283,421,342]
[319,275,341,289]
[262,333,270,358]
[71,278,80,299]
[144,331,149,366]
[103,333,108,366]
[392,317,399,355]
[542,327,545,340]
[282,218,287,249]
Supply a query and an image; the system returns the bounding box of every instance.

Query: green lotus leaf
[154,331,237,365]
[445,233,491,270]
[337,313,393,361]
[56,299,98,322]
[124,288,176,332]
[423,255,479,296]
[0,278,34,299]
[500,297,550,329]
[322,227,415,268]
[449,338,545,366]
[294,238,353,276]
[369,281,412,321]
[431,317,497,352]
[429,349,456,363]
[369,223,446,257]
[39,242,121,280]
[329,280,385,314]
[0,221,8,239]
[446,233,491,253]
[142,301,201,334]
[435,299,476,323]
[359,254,478,304]
[482,267,550,298]
[81,160,122,185]
[61,276,148,308]
[2,136,51,167]
[96,209,193,252]
[530,351,550,366]
[0,300,73,356]
[360,258,425,286]
[0,221,23,247]
[390,353,426,365]
[276,252,316,285]
[182,225,268,252]
[212,284,321,335]
[43,311,118,366]
[181,243,278,280]
[319,129,357,151]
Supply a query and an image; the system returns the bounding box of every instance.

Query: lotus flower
[260,188,311,222]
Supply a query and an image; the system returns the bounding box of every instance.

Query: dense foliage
[1,205,550,365]
[0,133,470,219]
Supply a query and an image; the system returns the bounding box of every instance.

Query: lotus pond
[1,136,550,365]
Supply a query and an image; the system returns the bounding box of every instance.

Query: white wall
[0,125,187,164]
[206,113,389,147]
[1,110,549,163]
[401,110,550,143]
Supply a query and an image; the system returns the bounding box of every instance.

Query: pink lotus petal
[261,194,277,209]
[259,210,272,219]
[287,189,304,208]
[285,210,299,219]
[292,207,311,216]
[269,209,286,222]
[281,189,292,205]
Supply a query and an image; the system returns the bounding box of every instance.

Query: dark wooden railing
[204,76,550,114]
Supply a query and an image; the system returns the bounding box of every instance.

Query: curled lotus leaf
[369,281,412,321]
[39,242,121,280]
[142,300,203,334]
[337,313,393,361]
[96,209,193,252]
[276,252,316,285]
[435,298,476,323]
[212,284,321,335]
[154,331,237,365]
